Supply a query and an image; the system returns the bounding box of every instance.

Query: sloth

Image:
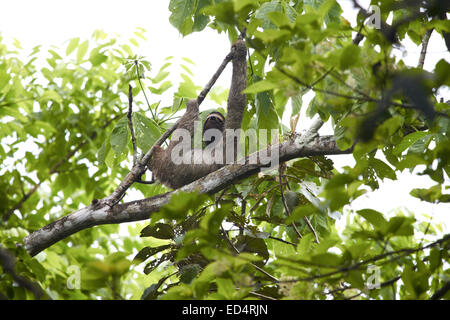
[148,40,247,189]
[202,111,225,147]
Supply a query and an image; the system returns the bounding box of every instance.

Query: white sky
[0,0,448,231]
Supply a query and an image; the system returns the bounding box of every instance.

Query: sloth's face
[203,112,225,146]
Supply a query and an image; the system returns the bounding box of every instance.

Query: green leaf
[268,11,292,28]
[133,245,172,263]
[77,40,89,62]
[48,49,62,60]
[255,29,291,43]
[401,263,429,298]
[346,270,365,289]
[152,191,209,222]
[285,191,300,212]
[1,106,28,122]
[180,264,202,284]
[133,112,161,152]
[410,185,450,203]
[243,79,278,94]
[140,223,175,239]
[434,59,450,86]
[66,37,80,55]
[235,235,269,260]
[286,204,319,224]
[199,204,231,235]
[148,81,173,95]
[393,132,429,156]
[97,139,111,166]
[356,209,388,230]
[340,44,361,70]
[254,0,297,29]
[216,278,235,299]
[200,2,236,25]
[177,74,199,98]
[110,116,129,155]
[370,158,396,180]
[311,252,341,266]
[429,248,441,272]
[169,0,196,35]
[89,51,107,66]
[41,90,63,104]
[291,93,302,115]
[384,216,415,236]
[152,70,170,84]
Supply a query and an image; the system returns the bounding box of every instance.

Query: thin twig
[430,281,450,300]
[142,271,178,299]
[322,66,371,99]
[239,199,247,236]
[278,165,303,240]
[269,236,296,247]
[135,60,156,120]
[417,29,433,69]
[214,187,230,207]
[135,178,155,185]
[352,22,365,45]
[197,52,233,105]
[127,84,138,167]
[248,184,279,213]
[303,216,319,244]
[249,291,277,300]
[279,172,319,243]
[221,226,279,283]
[276,66,373,102]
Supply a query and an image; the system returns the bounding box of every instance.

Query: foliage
[1,0,449,300]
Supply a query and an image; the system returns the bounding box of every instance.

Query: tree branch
[197,51,234,105]
[417,29,433,69]
[23,121,350,256]
[135,60,156,120]
[0,247,46,299]
[430,281,450,300]
[278,165,303,240]
[127,84,138,167]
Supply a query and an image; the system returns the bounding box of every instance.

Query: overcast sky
[0,0,448,229]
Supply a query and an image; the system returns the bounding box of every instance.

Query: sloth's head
[203,111,225,146]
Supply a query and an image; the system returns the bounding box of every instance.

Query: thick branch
[24,130,349,256]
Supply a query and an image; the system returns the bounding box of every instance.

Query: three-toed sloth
[148,40,247,189]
